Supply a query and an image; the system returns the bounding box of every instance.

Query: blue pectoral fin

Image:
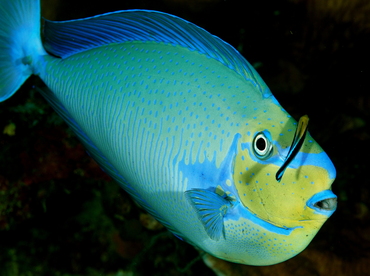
[185,189,233,241]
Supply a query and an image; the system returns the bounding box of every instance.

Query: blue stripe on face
[225,202,303,235]
[241,142,336,180]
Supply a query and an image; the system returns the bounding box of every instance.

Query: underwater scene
[0,0,369,275]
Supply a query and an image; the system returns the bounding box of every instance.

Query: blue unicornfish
[0,0,337,265]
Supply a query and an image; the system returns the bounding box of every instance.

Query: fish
[0,0,337,266]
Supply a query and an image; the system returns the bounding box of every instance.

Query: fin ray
[43,10,270,97]
[0,0,46,101]
[185,188,233,240]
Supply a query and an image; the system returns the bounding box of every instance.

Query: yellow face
[228,100,337,264]
[235,128,336,225]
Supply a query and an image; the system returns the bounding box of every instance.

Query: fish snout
[314,197,337,211]
[307,190,337,216]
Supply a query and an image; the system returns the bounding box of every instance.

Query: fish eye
[253,132,273,159]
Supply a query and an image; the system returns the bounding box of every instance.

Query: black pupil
[256,137,266,152]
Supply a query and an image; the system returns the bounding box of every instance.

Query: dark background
[1,0,369,275]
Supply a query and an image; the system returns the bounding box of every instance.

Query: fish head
[232,95,337,263]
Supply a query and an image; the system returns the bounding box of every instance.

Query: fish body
[0,0,337,265]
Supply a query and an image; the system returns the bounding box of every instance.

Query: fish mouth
[314,197,337,211]
[307,190,337,215]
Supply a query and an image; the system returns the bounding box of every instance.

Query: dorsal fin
[43,10,271,97]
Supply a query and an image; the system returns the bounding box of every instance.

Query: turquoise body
[0,0,337,265]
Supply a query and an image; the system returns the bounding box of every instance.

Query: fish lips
[306,190,337,216]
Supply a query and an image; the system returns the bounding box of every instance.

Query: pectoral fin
[185,189,233,241]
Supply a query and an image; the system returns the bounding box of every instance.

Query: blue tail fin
[0,0,46,101]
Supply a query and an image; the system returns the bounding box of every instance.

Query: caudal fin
[0,0,46,101]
